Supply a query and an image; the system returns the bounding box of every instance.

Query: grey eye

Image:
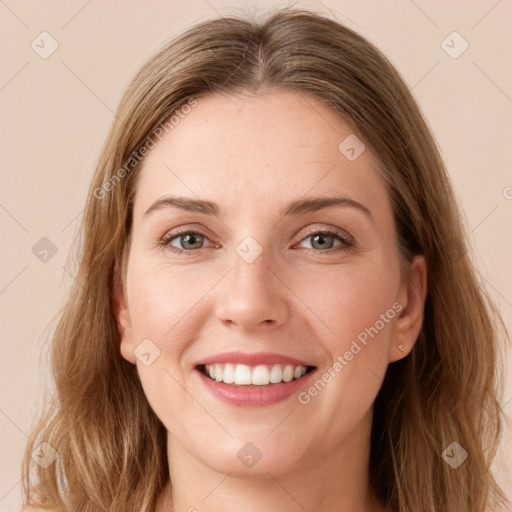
[170,233,206,250]
[299,232,343,251]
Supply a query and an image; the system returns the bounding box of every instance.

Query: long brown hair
[21,7,509,511]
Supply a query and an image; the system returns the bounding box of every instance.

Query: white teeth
[234,364,252,385]
[269,364,283,383]
[282,365,294,382]
[252,365,270,386]
[223,363,235,384]
[203,363,308,386]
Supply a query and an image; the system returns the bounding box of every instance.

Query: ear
[388,255,428,362]
[113,262,136,364]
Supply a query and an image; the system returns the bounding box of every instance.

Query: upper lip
[195,351,316,368]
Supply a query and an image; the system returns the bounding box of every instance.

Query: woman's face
[116,89,426,478]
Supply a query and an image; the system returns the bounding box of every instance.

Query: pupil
[183,234,202,249]
[312,234,333,250]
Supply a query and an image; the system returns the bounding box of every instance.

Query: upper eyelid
[298,224,352,239]
[163,223,350,237]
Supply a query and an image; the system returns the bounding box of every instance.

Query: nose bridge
[215,233,289,329]
[231,234,277,301]
[228,211,275,281]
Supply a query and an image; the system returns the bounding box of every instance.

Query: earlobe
[389,255,428,363]
[113,262,136,364]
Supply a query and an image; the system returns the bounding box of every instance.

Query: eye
[295,228,353,254]
[159,227,354,256]
[160,229,215,254]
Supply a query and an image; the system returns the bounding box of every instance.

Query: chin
[193,435,307,478]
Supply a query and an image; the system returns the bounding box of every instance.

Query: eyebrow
[143,195,373,222]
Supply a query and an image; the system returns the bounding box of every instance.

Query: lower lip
[197,369,316,407]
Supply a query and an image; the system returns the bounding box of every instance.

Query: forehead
[132,89,390,219]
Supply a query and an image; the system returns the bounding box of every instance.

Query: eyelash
[158,227,354,256]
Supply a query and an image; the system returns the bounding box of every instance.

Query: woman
[21,7,509,512]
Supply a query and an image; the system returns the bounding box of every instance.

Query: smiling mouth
[198,363,316,386]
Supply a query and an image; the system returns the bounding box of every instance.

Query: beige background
[1,0,511,509]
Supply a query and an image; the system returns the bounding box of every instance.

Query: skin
[115,88,427,512]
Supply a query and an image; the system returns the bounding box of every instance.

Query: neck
[155,409,387,512]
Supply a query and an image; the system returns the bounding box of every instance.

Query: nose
[214,245,291,332]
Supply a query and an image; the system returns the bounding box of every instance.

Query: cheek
[126,260,216,343]
[294,260,400,426]
[124,263,209,423]
[297,257,400,347]
[296,258,399,402]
